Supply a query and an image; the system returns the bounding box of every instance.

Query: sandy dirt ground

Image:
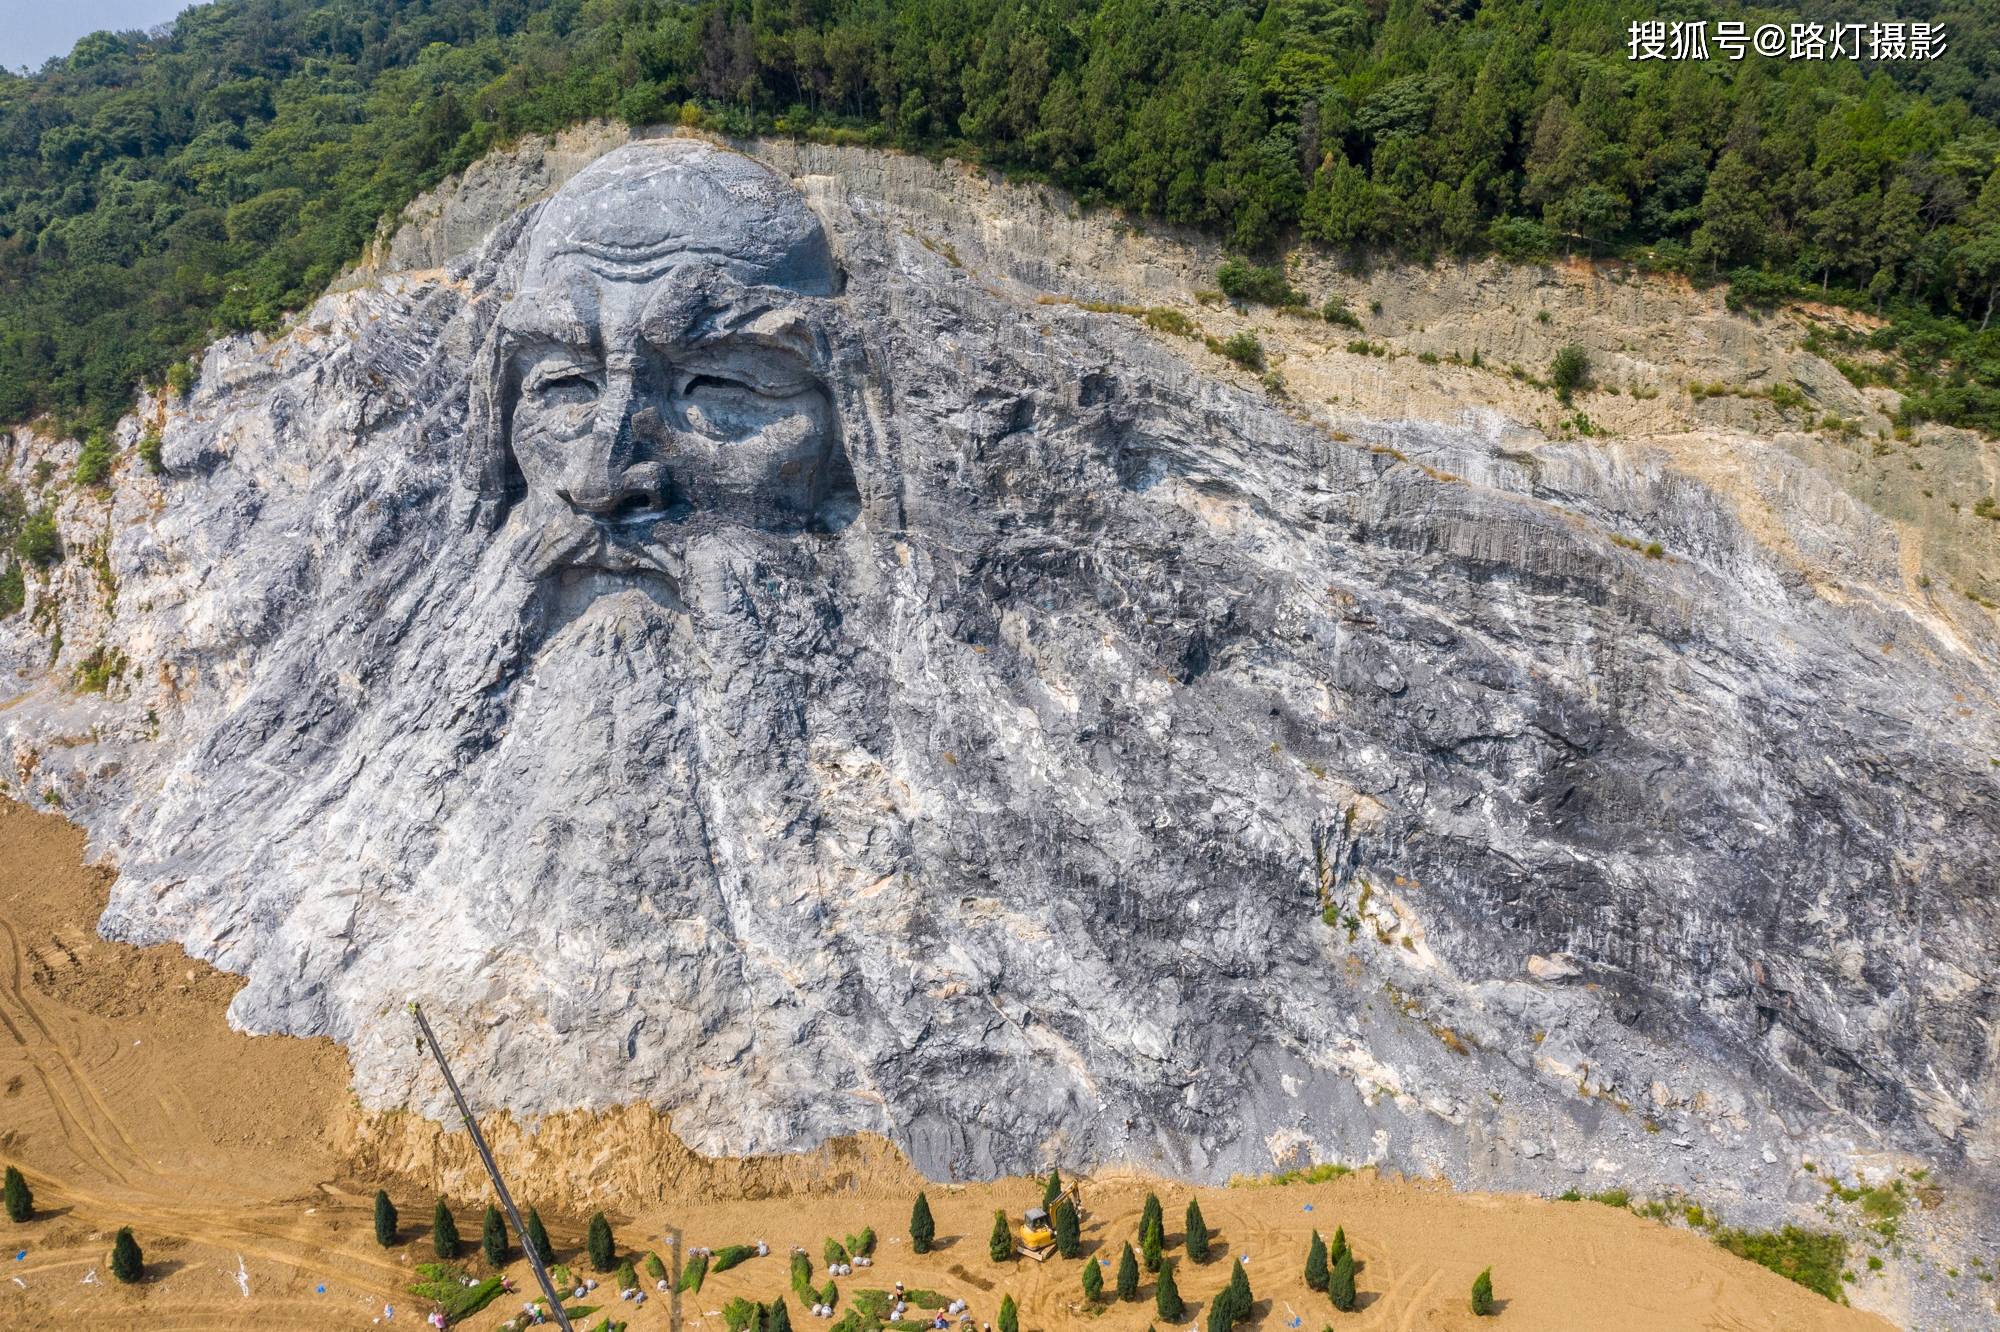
[0,799,1892,1331]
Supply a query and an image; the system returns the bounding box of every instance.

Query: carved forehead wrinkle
[497,271,598,348]
[635,269,825,362]
[521,141,836,296]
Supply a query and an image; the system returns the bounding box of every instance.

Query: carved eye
[682,373,754,398]
[533,370,597,402]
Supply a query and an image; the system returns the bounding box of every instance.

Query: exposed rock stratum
[3,129,1998,1318]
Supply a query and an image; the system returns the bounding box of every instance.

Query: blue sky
[2,1,189,72]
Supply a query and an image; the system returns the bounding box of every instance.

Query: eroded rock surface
[2,134,1997,1318]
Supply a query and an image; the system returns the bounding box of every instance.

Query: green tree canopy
[4,0,1999,439]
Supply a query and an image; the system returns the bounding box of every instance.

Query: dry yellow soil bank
[0,800,1890,1331]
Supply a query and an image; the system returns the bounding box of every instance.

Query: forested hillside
[3,0,2000,436]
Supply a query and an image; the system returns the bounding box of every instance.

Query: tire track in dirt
[0,921,143,1188]
[1389,1267,1441,1331]
[0,918,154,1170]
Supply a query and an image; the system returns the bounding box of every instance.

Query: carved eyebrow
[708,304,823,360]
[496,276,598,347]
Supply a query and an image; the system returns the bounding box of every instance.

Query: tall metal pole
[408,1002,576,1332]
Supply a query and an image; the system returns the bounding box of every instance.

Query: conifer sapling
[1226,1256,1252,1323]
[1304,1228,1328,1291]
[526,1207,556,1266]
[483,1203,509,1267]
[1140,1193,1163,1245]
[1154,1259,1185,1320]
[1184,1197,1210,1263]
[1329,1249,1356,1313]
[110,1227,143,1283]
[1470,1266,1494,1316]
[1053,1197,1081,1258]
[911,1191,936,1254]
[1116,1241,1140,1301]
[373,1189,397,1247]
[3,1167,31,1223]
[1141,1212,1163,1273]
[587,1210,615,1272]
[989,1208,1013,1262]
[432,1199,461,1260]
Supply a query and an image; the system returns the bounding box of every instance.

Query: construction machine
[1015,1182,1084,1261]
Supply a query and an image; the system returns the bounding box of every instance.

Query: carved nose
[556,463,665,519]
[557,388,670,518]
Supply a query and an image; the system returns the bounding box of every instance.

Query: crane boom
[407,1002,576,1332]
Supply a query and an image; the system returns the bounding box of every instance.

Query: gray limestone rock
[2,135,1997,1318]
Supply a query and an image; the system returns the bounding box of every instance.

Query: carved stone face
[473,142,851,580]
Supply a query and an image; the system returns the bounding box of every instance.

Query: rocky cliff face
[3,127,1997,1316]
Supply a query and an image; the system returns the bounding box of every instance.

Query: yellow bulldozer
[1016,1183,1084,1261]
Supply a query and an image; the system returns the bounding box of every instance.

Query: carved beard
[414,520,845,859]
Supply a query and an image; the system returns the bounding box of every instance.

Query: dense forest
[3,0,2000,438]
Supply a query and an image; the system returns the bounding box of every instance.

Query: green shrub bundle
[441,1275,505,1322]
[680,1250,710,1293]
[645,1251,667,1282]
[825,1237,851,1266]
[712,1244,759,1272]
[845,1227,876,1258]
[789,1250,814,1302]
[768,1296,794,1332]
[409,1262,504,1319]
[617,1259,638,1292]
